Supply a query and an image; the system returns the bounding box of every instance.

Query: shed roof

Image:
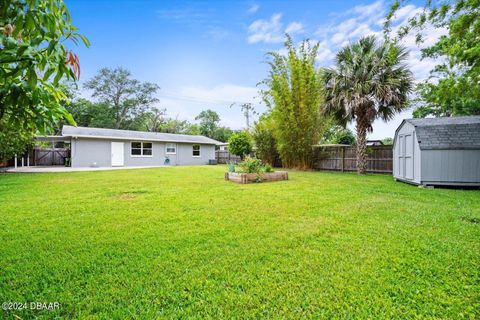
[62,125,222,145]
[404,116,480,150]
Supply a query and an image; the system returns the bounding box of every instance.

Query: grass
[0,166,479,319]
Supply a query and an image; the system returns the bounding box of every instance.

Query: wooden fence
[215,150,241,164]
[312,145,393,173]
[34,148,69,166]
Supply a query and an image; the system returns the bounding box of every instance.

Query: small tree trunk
[356,117,367,175]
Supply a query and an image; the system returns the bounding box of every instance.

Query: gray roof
[62,125,222,145]
[405,116,480,150]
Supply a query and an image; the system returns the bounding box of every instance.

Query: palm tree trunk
[356,117,367,175]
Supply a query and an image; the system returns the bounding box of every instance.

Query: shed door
[398,134,414,180]
[404,134,414,180]
[111,142,124,166]
[398,135,404,177]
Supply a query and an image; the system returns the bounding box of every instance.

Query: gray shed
[393,116,480,187]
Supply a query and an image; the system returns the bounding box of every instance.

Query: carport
[12,136,72,169]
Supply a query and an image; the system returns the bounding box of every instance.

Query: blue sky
[66,0,438,139]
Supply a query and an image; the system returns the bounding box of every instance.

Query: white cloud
[350,0,384,18]
[349,0,385,25]
[391,4,422,23]
[247,13,284,44]
[248,3,259,14]
[286,22,304,34]
[331,32,345,44]
[337,18,359,34]
[317,40,335,63]
[247,15,305,44]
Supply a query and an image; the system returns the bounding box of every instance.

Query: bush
[323,125,356,145]
[236,156,274,174]
[228,131,252,160]
[0,119,34,161]
[264,164,273,173]
[253,117,279,165]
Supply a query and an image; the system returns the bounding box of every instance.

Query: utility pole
[231,103,257,130]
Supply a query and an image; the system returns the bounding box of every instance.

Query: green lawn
[0,166,479,319]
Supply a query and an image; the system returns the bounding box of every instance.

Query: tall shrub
[228,131,252,160]
[261,35,325,169]
[253,115,279,165]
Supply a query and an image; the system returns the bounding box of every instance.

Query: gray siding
[71,138,215,167]
[124,141,167,167]
[71,138,111,167]
[176,143,215,165]
[421,149,480,184]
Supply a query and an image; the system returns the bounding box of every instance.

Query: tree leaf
[27,68,37,89]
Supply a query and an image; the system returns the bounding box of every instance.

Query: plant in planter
[237,157,267,174]
[225,157,287,184]
[227,162,236,173]
[237,157,268,182]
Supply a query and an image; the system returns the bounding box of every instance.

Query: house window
[131,142,142,155]
[131,142,153,157]
[166,143,176,154]
[192,144,200,157]
[142,142,152,156]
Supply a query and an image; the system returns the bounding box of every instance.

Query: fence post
[341,147,345,172]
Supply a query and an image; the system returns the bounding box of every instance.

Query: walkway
[5,166,168,173]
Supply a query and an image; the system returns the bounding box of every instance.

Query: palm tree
[323,36,414,174]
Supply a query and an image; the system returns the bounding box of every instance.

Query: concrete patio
[4,166,168,173]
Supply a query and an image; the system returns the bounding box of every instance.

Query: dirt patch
[115,190,148,200]
[461,216,479,225]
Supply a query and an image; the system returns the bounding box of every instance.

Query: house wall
[176,143,215,165]
[71,138,111,167]
[421,149,480,184]
[71,138,215,167]
[393,122,421,184]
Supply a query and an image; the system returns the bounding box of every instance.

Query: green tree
[212,126,235,143]
[84,67,160,129]
[53,82,116,130]
[61,97,115,129]
[1,0,88,133]
[253,115,279,165]
[228,131,252,160]
[323,125,356,145]
[127,107,167,132]
[381,137,394,145]
[159,118,200,135]
[261,35,325,169]
[195,109,220,138]
[0,117,34,162]
[323,36,413,174]
[385,0,480,117]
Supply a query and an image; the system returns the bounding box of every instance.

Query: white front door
[111,142,124,166]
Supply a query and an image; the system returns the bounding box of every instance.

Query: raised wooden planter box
[225,171,288,184]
